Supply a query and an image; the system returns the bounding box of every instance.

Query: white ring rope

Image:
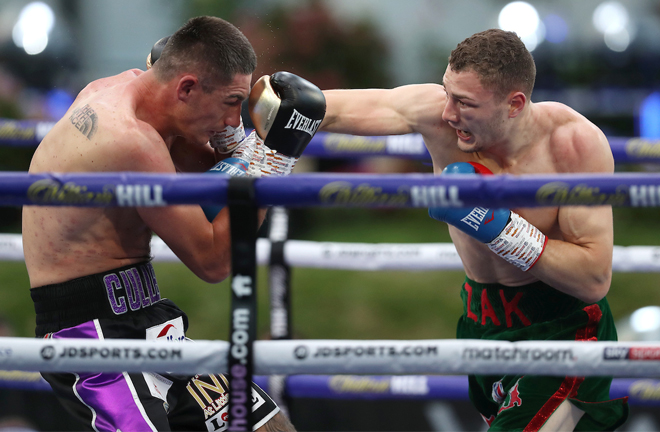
[1,234,658,272]
[0,337,657,377]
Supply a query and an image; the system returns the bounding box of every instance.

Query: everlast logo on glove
[284,108,322,137]
[249,71,326,158]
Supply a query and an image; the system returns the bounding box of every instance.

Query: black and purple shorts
[31,261,279,431]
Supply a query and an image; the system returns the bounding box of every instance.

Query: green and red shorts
[456,277,628,431]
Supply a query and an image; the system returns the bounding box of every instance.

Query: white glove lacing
[487,212,547,271]
[232,131,298,177]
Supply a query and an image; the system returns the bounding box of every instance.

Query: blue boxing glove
[201,137,252,221]
[429,162,547,271]
[429,162,511,243]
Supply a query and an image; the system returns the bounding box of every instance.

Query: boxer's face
[183,73,251,146]
[441,66,509,153]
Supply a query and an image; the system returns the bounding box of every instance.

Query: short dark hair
[153,16,257,92]
[448,29,536,100]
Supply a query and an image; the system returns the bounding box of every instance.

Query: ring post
[227,176,258,432]
[267,206,292,417]
[268,207,292,341]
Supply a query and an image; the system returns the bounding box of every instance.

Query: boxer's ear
[177,75,200,101]
[508,91,526,118]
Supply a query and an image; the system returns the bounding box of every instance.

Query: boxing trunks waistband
[31,261,161,336]
[461,276,590,329]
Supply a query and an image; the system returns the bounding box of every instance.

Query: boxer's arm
[530,205,613,304]
[321,84,446,137]
[143,203,235,283]
[527,125,615,304]
[124,127,243,283]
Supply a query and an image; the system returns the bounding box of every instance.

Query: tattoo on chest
[69,104,98,140]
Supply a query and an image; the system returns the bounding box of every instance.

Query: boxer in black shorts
[32,262,279,431]
[24,15,323,432]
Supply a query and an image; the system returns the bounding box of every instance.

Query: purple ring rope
[0,119,55,146]
[303,133,660,165]
[2,171,660,208]
[255,376,653,406]
[0,373,652,406]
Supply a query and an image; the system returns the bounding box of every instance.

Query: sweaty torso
[421,102,595,286]
[23,70,156,287]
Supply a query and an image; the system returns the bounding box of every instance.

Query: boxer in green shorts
[320,29,629,429]
[457,277,628,431]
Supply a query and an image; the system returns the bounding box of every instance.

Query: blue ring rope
[0,373,652,406]
[3,171,660,208]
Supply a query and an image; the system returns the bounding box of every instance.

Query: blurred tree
[244,1,389,89]
[188,0,391,89]
[187,0,242,22]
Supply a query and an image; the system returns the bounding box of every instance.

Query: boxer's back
[23,70,154,287]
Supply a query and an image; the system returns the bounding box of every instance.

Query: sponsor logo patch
[146,317,185,342]
[604,346,660,361]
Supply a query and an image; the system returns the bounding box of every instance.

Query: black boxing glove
[233,71,325,176]
[250,71,326,157]
[146,35,170,69]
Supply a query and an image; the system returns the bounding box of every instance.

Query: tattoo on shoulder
[69,104,98,140]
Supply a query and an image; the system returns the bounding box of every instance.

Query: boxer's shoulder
[77,70,141,98]
[536,103,612,173]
